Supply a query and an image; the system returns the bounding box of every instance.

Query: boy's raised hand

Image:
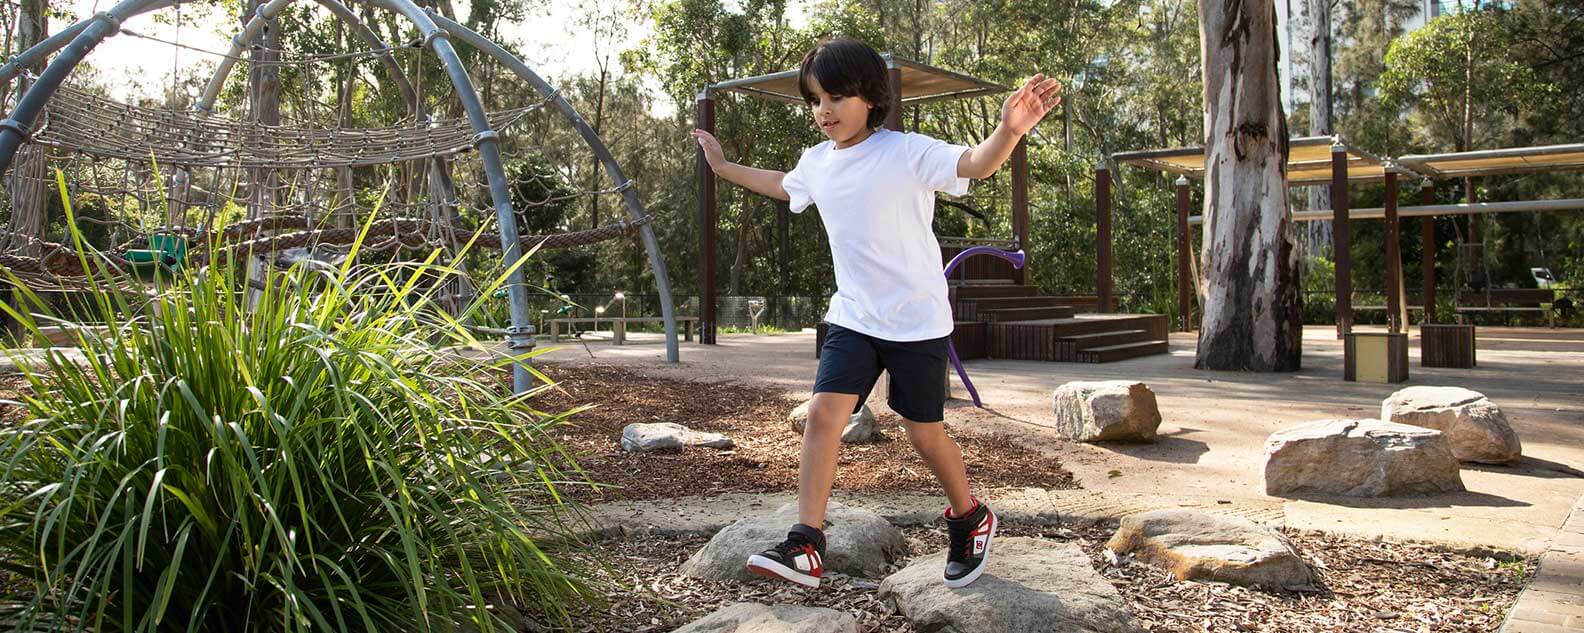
[1000,73,1063,136]
[691,129,726,171]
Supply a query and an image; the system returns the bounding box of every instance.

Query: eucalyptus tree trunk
[1195,0,1303,372]
[4,0,47,258]
[1305,0,1333,256]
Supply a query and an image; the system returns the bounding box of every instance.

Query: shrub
[0,185,603,631]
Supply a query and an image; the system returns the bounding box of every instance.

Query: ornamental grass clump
[0,183,602,631]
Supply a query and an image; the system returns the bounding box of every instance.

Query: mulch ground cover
[527,362,1077,502]
[557,519,1531,632]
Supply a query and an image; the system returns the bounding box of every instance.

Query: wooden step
[980,305,1077,322]
[966,296,1078,310]
[1061,329,1153,350]
[1076,340,1170,363]
[949,278,1015,286]
[950,284,1042,299]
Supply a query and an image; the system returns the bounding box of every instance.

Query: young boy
[691,38,1061,589]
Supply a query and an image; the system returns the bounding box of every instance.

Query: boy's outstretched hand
[1001,73,1063,136]
[691,129,726,171]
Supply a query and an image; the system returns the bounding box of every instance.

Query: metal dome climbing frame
[0,0,684,391]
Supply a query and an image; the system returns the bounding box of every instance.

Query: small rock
[1380,386,1521,464]
[1104,509,1313,589]
[620,422,734,452]
[1263,419,1464,497]
[789,400,880,443]
[680,501,904,581]
[1051,381,1162,442]
[878,537,1144,632]
[672,602,856,633]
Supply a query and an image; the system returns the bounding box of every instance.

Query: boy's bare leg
[798,391,860,529]
[903,419,975,516]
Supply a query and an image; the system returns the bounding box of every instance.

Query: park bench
[548,316,698,345]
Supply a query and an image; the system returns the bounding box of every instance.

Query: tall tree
[3,0,47,257]
[1195,0,1303,371]
[1303,0,1332,254]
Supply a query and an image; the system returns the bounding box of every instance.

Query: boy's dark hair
[797,37,891,129]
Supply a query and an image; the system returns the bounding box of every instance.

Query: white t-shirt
[782,129,971,342]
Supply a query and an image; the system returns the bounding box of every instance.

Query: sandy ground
[537,325,1584,554]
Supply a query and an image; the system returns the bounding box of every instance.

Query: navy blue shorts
[813,323,949,423]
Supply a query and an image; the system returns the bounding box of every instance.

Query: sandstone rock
[1264,419,1464,497]
[878,537,1143,633]
[1051,381,1162,442]
[788,401,880,443]
[1381,386,1521,464]
[672,602,856,633]
[680,501,904,581]
[1105,509,1313,589]
[620,422,734,453]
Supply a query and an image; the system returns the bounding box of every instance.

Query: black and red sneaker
[746,523,826,588]
[943,498,996,588]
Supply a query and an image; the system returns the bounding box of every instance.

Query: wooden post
[697,90,718,344]
[1420,181,1436,321]
[885,64,903,132]
[1011,137,1029,285]
[1175,175,1192,331]
[1095,160,1113,313]
[1331,141,1351,339]
[1384,167,1402,333]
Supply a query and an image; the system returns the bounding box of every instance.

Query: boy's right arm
[691,129,790,201]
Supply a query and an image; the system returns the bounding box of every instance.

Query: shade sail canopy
[1397,144,1584,179]
[708,54,1008,105]
[1111,136,1420,184]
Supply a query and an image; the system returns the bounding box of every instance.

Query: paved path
[1504,493,1584,631]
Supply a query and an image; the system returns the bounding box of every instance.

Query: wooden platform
[945,270,1168,363]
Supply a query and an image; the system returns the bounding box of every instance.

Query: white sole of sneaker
[746,554,821,588]
[944,510,997,589]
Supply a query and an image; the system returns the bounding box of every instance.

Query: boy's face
[804,75,875,147]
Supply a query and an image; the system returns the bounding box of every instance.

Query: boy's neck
[834,127,876,150]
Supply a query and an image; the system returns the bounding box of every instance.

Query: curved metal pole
[360,0,541,392]
[0,0,169,174]
[0,0,181,85]
[428,11,683,364]
[195,0,417,115]
[941,247,1026,408]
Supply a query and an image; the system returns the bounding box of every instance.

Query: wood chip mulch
[553,519,1531,632]
[525,363,1077,503]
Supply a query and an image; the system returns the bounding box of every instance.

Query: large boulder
[620,422,734,453]
[1263,419,1464,497]
[1105,509,1313,589]
[1380,386,1521,464]
[680,501,904,581]
[1051,381,1162,442]
[672,603,856,633]
[878,537,1143,633]
[788,401,880,444]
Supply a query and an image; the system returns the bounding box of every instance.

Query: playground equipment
[943,246,1027,408]
[0,0,685,389]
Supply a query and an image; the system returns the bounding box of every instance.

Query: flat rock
[672,602,856,633]
[1264,419,1464,497]
[1105,509,1313,589]
[1381,386,1521,464]
[789,401,880,443]
[620,422,734,452]
[680,501,904,581]
[1052,381,1162,442]
[878,537,1143,633]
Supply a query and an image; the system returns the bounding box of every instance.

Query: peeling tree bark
[1196,0,1303,372]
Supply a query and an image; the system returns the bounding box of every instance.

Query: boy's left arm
[957,73,1064,179]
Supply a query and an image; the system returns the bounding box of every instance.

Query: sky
[56,0,813,118]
